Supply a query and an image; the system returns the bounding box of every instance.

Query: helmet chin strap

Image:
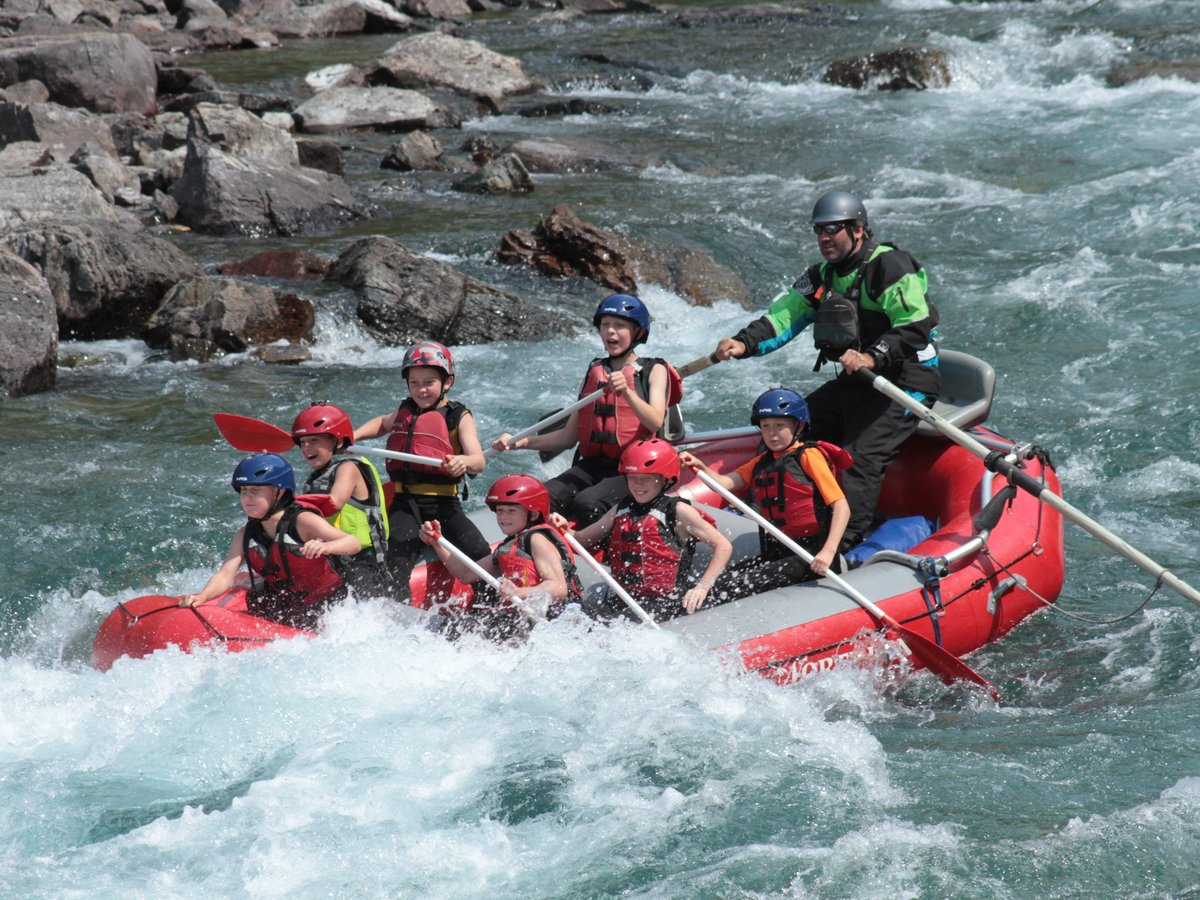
[251,488,293,522]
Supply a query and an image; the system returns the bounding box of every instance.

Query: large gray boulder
[2,221,205,339]
[0,247,57,399]
[0,164,117,232]
[186,102,299,167]
[370,32,541,109]
[327,235,572,346]
[0,101,119,160]
[144,276,316,361]
[293,85,454,134]
[0,33,157,115]
[169,140,368,235]
[254,0,412,37]
[504,135,663,173]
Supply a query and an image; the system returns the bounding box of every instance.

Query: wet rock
[0,247,57,399]
[369,32,542,109]
[497,204,750,307]
[504,135,663,173]
[507,97,621,118]
[823,45,951,91]
[293,85,455,134]
[451,151,531,193]
[156,63,219,97]
[394,0,472,21]
[557,0,660,13]
[297,138,345,174]
[169,140,369,236]
[381,131,444,171]
[1107,58,1200,87]
[144,276,316,362]
[306,63,363,94]
[2,220,205,339]
[327,235,572,346]
[256,342,312,364]
[0,101,119,161]
[674,1,835,27]
[0,33,157,115]
[218,250,333,279]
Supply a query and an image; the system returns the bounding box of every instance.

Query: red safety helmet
[485,474,550,523]
[402,341,455,379]
[619,436,681,486]
[291,403,354,448]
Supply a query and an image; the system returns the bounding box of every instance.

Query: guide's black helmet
[810,191,868,228]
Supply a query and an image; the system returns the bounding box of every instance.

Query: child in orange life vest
[181,453,362,630]
[418,474,578,640]
[490,294,680,527]
[681,388,851,598]
[553,437,732,620]
[354,341,490,602]
[291,402,390,594]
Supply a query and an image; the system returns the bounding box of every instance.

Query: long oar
[860,371,1200,608]
[214,413,445,468]
[483,352,723,460]
[435,534,554,622]
[693,469,1000,699]
[561,532,660,629]
[348,446,444,468]
[482,388,606,460]
[435,535,500,589]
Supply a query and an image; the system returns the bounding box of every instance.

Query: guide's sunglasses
[812,222,851,236]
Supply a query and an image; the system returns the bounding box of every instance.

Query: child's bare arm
[182,531,246,606]
[676,505,733,613]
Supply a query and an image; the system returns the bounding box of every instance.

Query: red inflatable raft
[94,351,1065,689]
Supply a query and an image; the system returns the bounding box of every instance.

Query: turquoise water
[3,1,1200,895]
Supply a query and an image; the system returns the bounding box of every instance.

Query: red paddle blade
[895,626,999,701]
[213,413,293,453]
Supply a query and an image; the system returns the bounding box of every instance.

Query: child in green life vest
[291,402,390,595]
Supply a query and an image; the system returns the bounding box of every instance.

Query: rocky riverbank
[2,0,1190,398]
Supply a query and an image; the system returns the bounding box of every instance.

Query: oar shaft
[693,470,889,622]
[482,388,606,460]
[436,536,500,589]
[864,373,1200,607]
[349,446,444,468]
[562,532,660,629]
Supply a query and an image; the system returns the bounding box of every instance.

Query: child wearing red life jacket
[291,403,390,595]
[681,388,852,598]
[490,294,682,527]
[418,474,580,641]
[556,437,732,620]
[354,341,490,604]
[181,453,362,629]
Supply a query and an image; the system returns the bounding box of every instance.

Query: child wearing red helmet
[419,474,580,640]
[355,341,490,603]
[291,402,390,593]
[490,294,682,527]
[556,437,732,619]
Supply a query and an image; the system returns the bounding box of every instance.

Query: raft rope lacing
[972,439,1163,626]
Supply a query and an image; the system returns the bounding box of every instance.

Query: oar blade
[213,413,293,453]
[894,626,999,700]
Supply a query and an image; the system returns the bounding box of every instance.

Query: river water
[3,0,1200,896]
